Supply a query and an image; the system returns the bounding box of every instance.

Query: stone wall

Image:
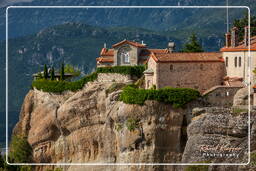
[202,86,243,107]
[97,73,131,83]
[156,62,226,93]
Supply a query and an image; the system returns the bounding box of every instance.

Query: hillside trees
[181,33,204,52]
[232,13,256,42]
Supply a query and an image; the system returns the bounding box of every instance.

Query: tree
[43,64,48,79]
[232,13,256,42]
[64,64,81,77]
[50,67,55,81]
[60,63,65,81]
[9,136,32,163]
[181,33,204,52]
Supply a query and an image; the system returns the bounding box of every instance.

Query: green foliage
[134,75,145,88]
[232,107,248,116]
[115,123,123,132]
[9,136,32,163]
[47,168,63,171]
[50,67,55,81]
[250,152,256,166]
[60,63,65,81]
[181,33,204,52]
[32,66,144,93]
[126,118,139,131]
[0,155,4,169]
[119,85,200,108]
[105,83,126,95]
[96,65,145,78]
[0,136,33,171]
[232,13,256,42]
[43,64,48,79]
[32,72,98,93]
[64,64,81,77]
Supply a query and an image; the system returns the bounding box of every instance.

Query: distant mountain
[1,0,255,40]
[0,22,181,114]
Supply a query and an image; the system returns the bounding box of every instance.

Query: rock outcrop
[13,81,256,171]
[13,82,189,171]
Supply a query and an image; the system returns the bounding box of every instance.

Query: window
[170,64,173,71]
[122,52,130,63]
[239,57,242,67]
[234,57,237,67]
[225,57,228,67]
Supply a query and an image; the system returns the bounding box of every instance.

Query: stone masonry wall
[202,86,243,107]
[97,73,131,83]
[156,62,226,93]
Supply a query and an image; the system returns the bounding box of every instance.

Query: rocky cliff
[13,82,256,171]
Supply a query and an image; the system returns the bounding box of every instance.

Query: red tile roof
[96,57,114,63]
[112,39,147,48]
[139,49,169,56]
[100,48,114,56]
[150,52,224,63]
[223,76,244,87]
[220,36,256,52]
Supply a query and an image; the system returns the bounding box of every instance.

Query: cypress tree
[60,63,65,81]
[43,64,48,79]
[181,33,204,52]
[50,67,55,81]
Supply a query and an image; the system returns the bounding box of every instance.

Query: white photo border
[5,5,251,166]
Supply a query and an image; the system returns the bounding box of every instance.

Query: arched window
[234,57,237,67]
[225,57,228,67]
[170,64,173,71]
[122,52,130,63]
[239,57,242,67]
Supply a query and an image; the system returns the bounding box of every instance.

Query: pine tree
[181,33,204,52]
[232,13,256,42]
[60,63,65,81]
[43,64,48,79]
[50,67,55,81]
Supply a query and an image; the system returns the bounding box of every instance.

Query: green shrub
[105,83,126,95]
[250,152,256,166]
[232,107,248,116]
[119,86,200,108]
[32,66,145,93]
[115,123,123,132]
[8,136,32,164]
[126,118,139,131]
[96,65,145,78]
[32,72,98,93]
[47,168,63,171]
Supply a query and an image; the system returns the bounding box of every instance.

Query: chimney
[167,42,175,52]
[104,43,107,49]
[244,26,248,46]
[225,32,231,47]
[231,27,238,47]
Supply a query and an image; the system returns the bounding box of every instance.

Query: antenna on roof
[104,43,106,48]
[226,0,230,32]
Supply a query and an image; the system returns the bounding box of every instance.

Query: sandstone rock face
[14,82,188,171]
[233,87,253,106]
[182,106,256,171]
[14,81,256,171]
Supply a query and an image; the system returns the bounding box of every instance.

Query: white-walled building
[220,27,256,85]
